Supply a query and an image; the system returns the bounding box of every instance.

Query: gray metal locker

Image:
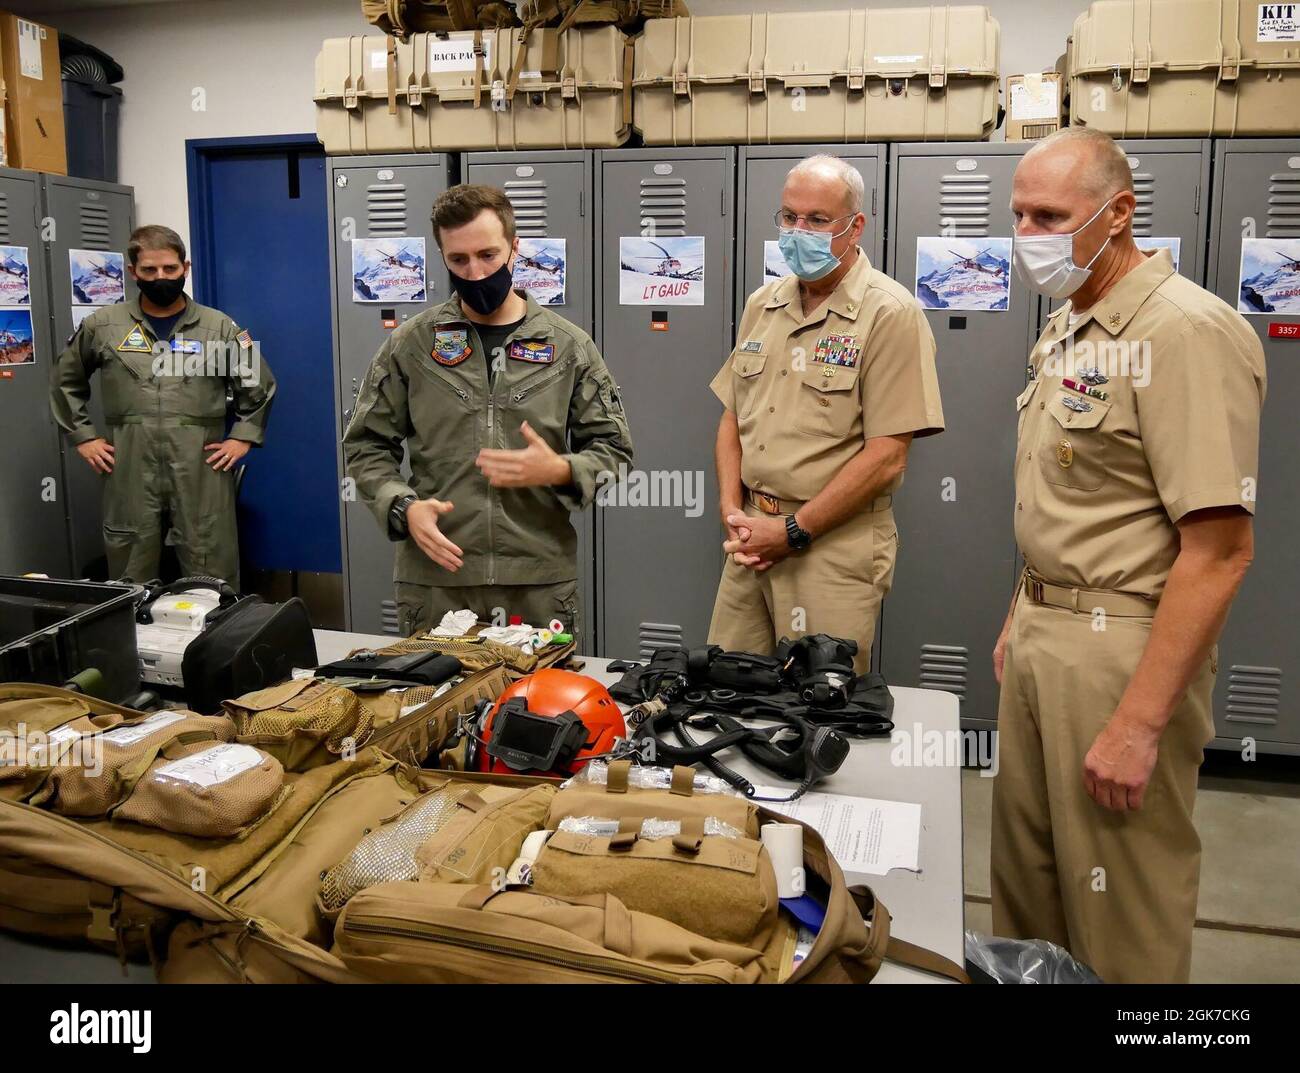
[463,149,598,647]
[328,154,454,634]
[1207,138,1300,756]
[735,144,887,315]
[0,168,66,576]
[594,147,736,659]
[881,143,1040,731]
[41,174,135,578]
[1040,139,1212,328]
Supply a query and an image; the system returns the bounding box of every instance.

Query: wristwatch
[785,514,813,551]
[388,494,417,538]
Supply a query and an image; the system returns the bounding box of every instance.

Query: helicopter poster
[1238,238,1300,314]
[1134,236,1181,274]
[763,240,794,282]
[0,246,31,306]
[69,250,126,306]
[619,236,705,306]
[914,237,1011,311]
[352,238,428,303]
[0,309,35,367]
[512,238,566,305]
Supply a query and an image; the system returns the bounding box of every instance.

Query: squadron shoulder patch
[507,340,555,364]
[431,328,471,367]
[116,323,152,353]
[813,333,861,368]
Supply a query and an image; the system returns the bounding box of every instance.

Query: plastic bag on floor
[964,931,1102,983]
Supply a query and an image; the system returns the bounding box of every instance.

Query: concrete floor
[962,752,1300,983]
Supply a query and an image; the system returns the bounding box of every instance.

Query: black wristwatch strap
[785,514,812,550]
[389,494,417,537]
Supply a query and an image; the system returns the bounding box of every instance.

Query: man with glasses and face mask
[345,184,633,641]
[708,154,945,673]
[51,224,276,587]
[995,127,1265,982]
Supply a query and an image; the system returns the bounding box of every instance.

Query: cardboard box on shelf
[0,12,66,174]
[1006,71,1062,141]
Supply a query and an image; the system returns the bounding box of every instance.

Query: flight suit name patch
[116,324,151,353]
[171,339,203,354]
[508,341,555,364]
[813,333,861,368]
[431,328,471,367]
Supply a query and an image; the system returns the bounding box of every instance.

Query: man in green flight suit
[344,184,634,642]
[51,225,276,588]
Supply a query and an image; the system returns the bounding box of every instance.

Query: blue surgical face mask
[777,216,855,281]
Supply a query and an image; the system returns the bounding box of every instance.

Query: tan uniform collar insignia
[1087,247,1176,337]
[765,247,873,324]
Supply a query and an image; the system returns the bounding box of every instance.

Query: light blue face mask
[777,216,855,281]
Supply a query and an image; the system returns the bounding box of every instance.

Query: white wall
[28,0,1081,258]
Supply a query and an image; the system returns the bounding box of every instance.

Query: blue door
[187,137,341,577]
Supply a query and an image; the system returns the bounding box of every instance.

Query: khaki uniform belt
[1023,572,1156,617]
[744,486,892,516]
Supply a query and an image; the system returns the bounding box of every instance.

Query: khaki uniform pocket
[1038,389,1112,492]
[794,365,860,439]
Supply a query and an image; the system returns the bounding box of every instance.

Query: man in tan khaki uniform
[709,155,944,673]
[993,127,1264,983]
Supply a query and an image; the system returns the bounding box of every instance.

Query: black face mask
[135,275,187,307]
[447,259,514,316]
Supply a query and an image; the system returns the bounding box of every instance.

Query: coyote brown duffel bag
[0,686,967,984]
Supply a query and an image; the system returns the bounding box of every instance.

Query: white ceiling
[10,0,191,14]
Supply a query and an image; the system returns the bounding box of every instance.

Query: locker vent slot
[937,174,992,238]
[78,202,111,249]
[381,599,401,636]
[919,644,968,699]
[367,184,408,235]
[1266,173,1300,237]
[638,621,683,660]
[503,179,548,237]
[639,177,686,237]
[1224,665,1281,725]
[1130,172,1154,236]
[0,192,9,244]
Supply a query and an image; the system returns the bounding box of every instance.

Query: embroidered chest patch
[508,340,555,364]
[813,333,861,368]
[116,324,151,353]
[431,328,471,367]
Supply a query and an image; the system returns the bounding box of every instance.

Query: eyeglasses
[773,209,855,231]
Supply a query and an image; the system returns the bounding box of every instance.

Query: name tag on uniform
[171,339,203,354]
[431,328,471,367]
[813,333,861,368]
[116,324,151,353]
[508,340,555,364]
[739,340,764,354]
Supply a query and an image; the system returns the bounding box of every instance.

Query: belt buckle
[1024,575,1045,603]
[754,492,780,515]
